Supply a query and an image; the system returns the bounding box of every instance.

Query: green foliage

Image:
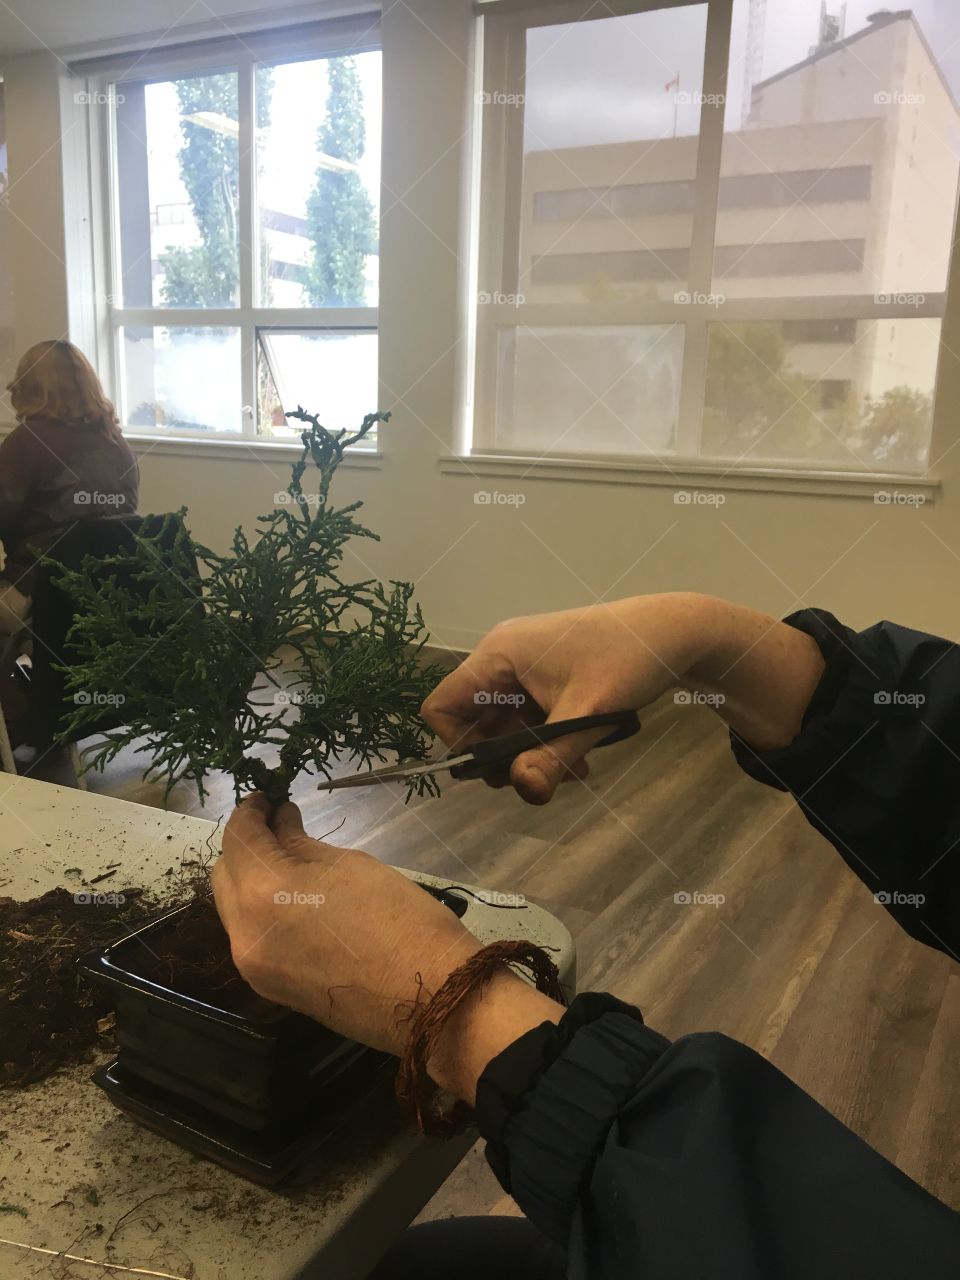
[702,323,932,469]
[51,412,443,806]
[160,71,274,310]
[854,385,932,470]
[303,58,377,307]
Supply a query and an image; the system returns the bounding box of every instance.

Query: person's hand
[422,593,825,803]
[213,795,563,1101]
[422,594,714,804]
[213,794,478,1053]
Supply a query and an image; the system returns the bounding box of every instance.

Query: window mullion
[687,0,733,297]
[238,58,256,437]
[676,318,707,458]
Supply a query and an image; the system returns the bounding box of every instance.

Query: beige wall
[3,0,960,648]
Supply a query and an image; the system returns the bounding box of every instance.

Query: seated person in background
[0,339,139,636]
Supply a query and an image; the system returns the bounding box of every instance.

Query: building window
[532,165,871,226]
[86,19,380,438]
[472,0,959,474]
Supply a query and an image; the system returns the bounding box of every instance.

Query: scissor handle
[448,709,641,781]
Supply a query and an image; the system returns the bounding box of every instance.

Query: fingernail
[522,764,552,799]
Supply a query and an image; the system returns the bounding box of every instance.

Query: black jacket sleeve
[476,998,960,1279]
[729,608,960,959]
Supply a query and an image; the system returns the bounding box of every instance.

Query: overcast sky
[523,1,960,151]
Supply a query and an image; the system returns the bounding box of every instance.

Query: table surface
[0,776,575,1280]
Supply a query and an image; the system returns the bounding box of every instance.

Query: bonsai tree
[53,410,444,805]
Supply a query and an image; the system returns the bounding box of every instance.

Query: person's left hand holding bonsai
[214,793,959,1280]
[212,793,562,1105]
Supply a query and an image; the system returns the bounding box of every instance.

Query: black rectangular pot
[80,903,370,1134]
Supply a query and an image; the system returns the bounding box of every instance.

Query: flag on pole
[664,73,680,93]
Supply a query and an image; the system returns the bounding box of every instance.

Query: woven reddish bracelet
[394,939,566,1137]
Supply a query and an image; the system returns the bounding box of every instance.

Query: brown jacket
[0,418,140,594]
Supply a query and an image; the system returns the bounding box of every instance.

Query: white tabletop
[0,776,575,1280]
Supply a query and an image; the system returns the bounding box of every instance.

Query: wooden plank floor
[23,683,959,1216]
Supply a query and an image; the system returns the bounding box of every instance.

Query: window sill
[124,432,382,467]
[438,454,940,501]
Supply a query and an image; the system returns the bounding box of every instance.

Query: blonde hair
[7,340,120,434]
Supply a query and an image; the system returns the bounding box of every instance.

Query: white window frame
[76,15,381,444]
[469,0,951,478]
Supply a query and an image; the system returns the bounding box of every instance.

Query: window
[473,0,960,474]
[87,18,381,438]
[0,79,13,408]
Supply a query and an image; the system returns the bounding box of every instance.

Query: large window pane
[114,71,240,309]
[495,325,684,457]
[702,317,939,471]
[121,327,242,433]
[716,3,960,297]
[258,330,378,436]
[517,6,709,303]
[255,53,381,307]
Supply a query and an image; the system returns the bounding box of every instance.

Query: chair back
[27,514,200,747]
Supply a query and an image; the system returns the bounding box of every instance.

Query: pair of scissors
[318,709,641,790]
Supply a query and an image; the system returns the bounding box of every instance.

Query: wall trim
[438,453,941,502]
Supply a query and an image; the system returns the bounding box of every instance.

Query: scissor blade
[318,753,473,790]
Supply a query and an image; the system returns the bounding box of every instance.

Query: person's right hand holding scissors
[421,593,825,805]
